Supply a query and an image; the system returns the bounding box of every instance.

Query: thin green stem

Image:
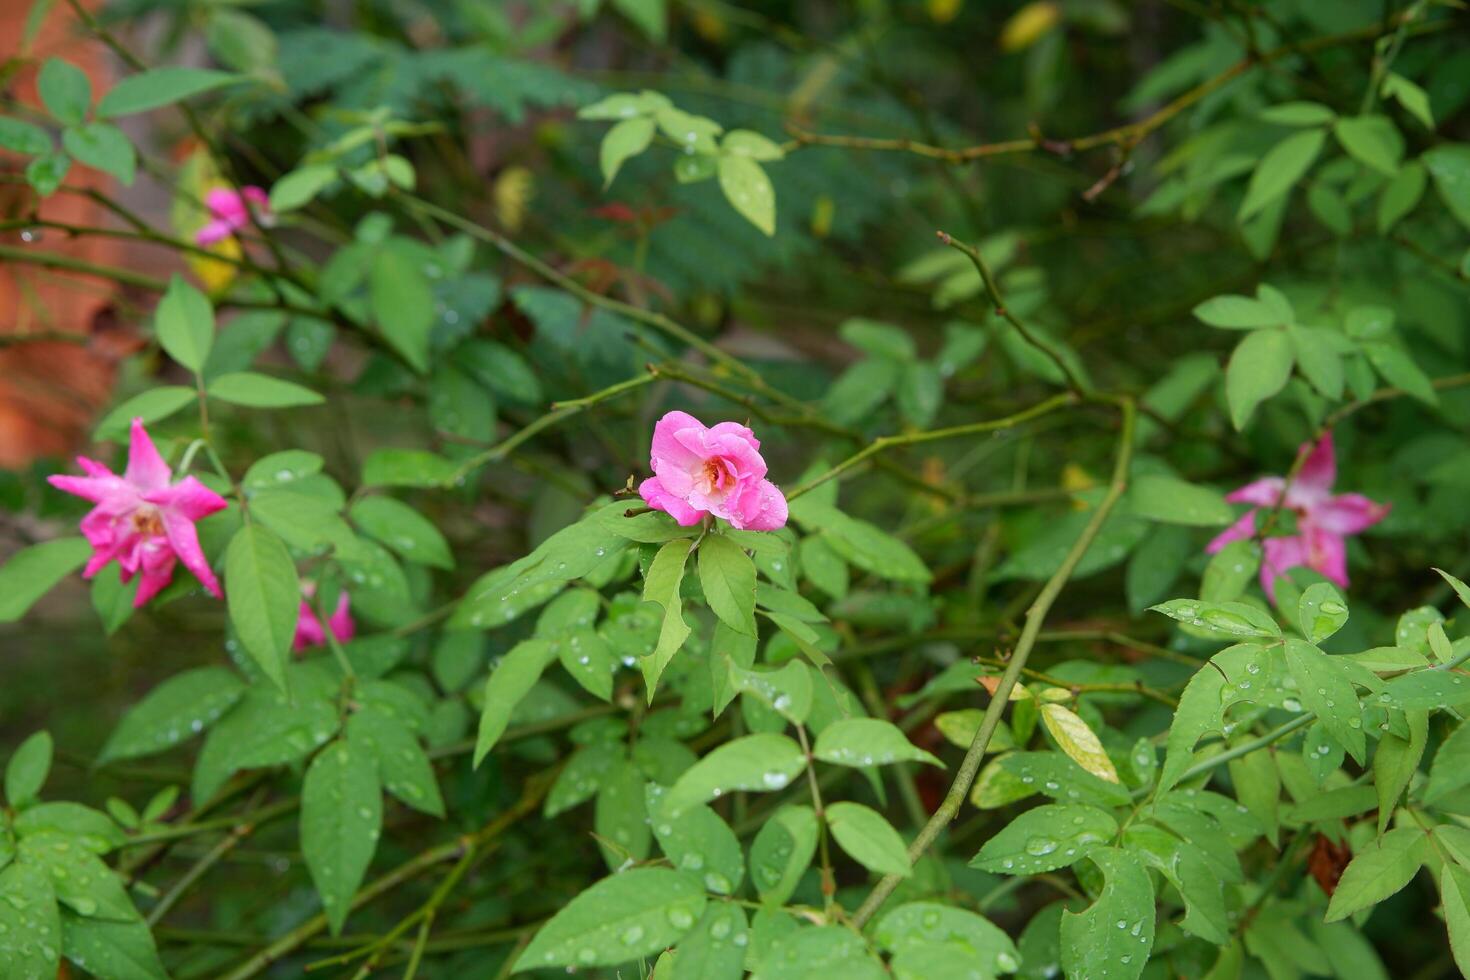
[850,397,1137,927]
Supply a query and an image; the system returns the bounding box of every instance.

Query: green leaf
[99,667,245,762]
[1192,295,1284,329]
[545,743,622,816]
[971,803,1117,875]
[349,496,453,569]
[759,926,887,979]
[1238,129,1326,221]
[1382,72,1433,130]
[0,861,60,979]
[1324,827,1426,922]
[663,733,806,814]
[1061,848,1154,980]
[6,731,53,807]
[1442,864,1470,978]
[813,718,942,768]
[1362,342,1437,406]
[61,911,168,980]
[788,498,931,583]
[301,739,382,935]
[14,803,124,853]
[1284,639,1364,761]
[748,805,818,905]
[698,534,756,636]
[18,832,135,919]
[1334,115,1403,175]
[717,155,775,236]
[1129,474,1233,527]
[729,660,813,724]
[1424,144,1470,231]
[95,386,196,440]
[25,152,70,197]
[515,868,706,970]
[361,448,459,488]
[38,58,91,124]
[873,903,1020,976]
[1298,582,1348,643]
[1378,160,1427,233]
[997,752,1132,807]
[1225,329,1293,430]
[599,116,654,186]
[346,709,443,818]
[270,164,337,213]
[610,0,667,41]
[61,122,134,184]
[1378,668,1470,711]
[97,67,242,117]
[1426,721,1470,804]
[0,116,52,155]
[669,905,748,980]
[1374,710,1427,834]
[224,524,300,691]
[370,245,434,373]
[0,537,89,624]
[473,639,558,766]
[1200,539,1261,602]
[1259,102,1336,127]
[155,274,215,374]
[647,784,744,894]
[825,801,910,877]
[1150,599,1281,639]
[208,371,323,408]
[641,538,695,697]
[1289,325,1344,400]
[191,673,338,801]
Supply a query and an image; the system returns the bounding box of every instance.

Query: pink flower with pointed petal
[47,418,228,607]
[294,585,355,652]
[1206,433,1388,598]
[639,411,788,531]
[196,186,272,246]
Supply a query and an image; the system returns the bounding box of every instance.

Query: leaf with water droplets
[556,627,618,702]
[758,925,887,979]
[1129,474,1234,527]
[1377,668,1470,711]
[594,761,650,871]
[662,734,806,815]
[0,860,60,980]
[301,738,382,935]
[99,667,245,763]
[545,743,624,817]
[997,752,1132,807]
[874,902,1020,976]
[1150,599,1280,639]
[473,639,558,766]
[60,910,167,980]
[646,784,744,895]
[191,672,339,802]
[825,801,910,877]
[729,660,813,725]
[1040,704,1119,783]
[515,867,706,970]
[970,803,1117,876]
[13,804,124,855]
[1298,582,1349,643]
[748,805,817,906]
[669,904,747,980]
[17,833,136,920]
[814,718,942,769]
[1123,824,1228,944]
[224,524,300,692]
[346,709,443,818]
[349,496,454,570]
[1285,639,1365,762]
[1060,848,1155,980]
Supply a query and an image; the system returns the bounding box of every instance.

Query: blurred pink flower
[48,418,227,606]
[294,586,355,652]
[639,411,787,531]
[1206,433,1388,597]
[196,186,271,246]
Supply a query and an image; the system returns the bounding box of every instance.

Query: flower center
[131,506,164,537]
[699,457,733,495]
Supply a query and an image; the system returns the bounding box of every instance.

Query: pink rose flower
[294,585,355,652]
[638,411,788,531]
[196,186,271,246]
[47,418,228,607]
[1206,433,1388,598]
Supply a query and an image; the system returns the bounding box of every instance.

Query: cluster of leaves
[2,1,1470,980]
